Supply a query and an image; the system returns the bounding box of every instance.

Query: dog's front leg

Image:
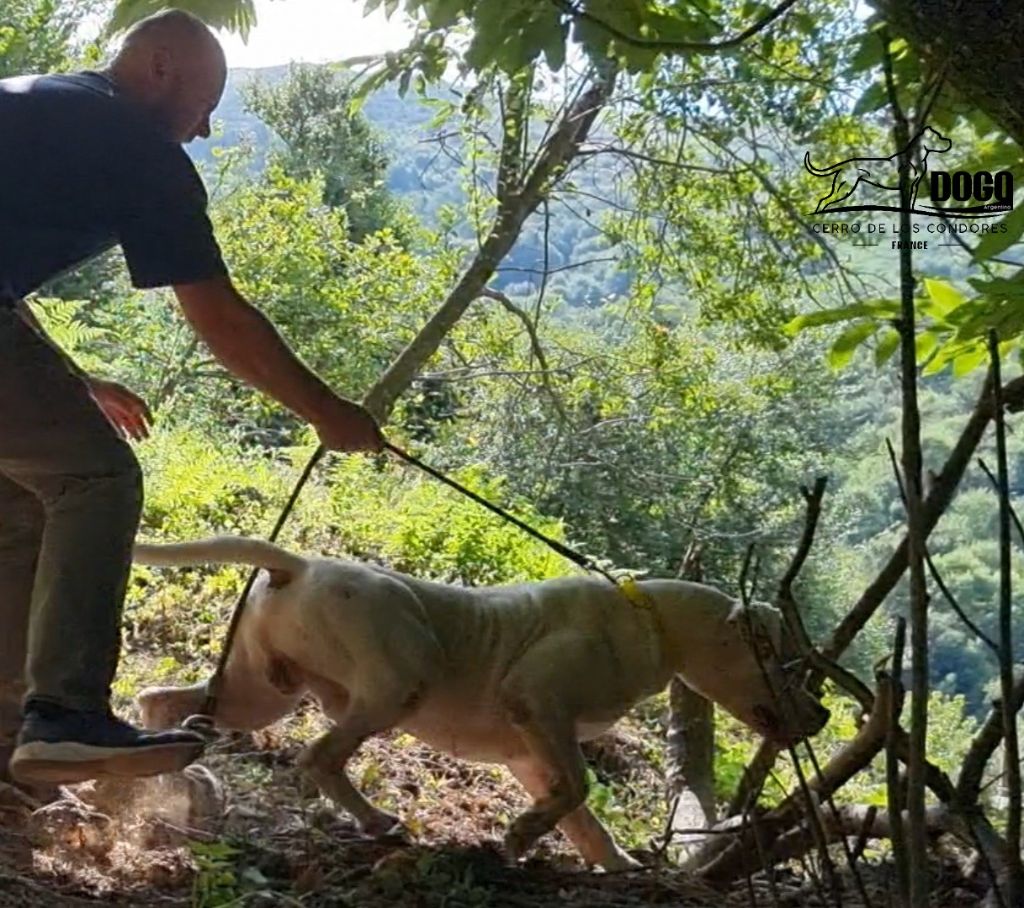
[297,701,405,838]
[507,760,640,872]
[498,692,590,864]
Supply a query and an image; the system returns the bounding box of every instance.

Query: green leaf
[973,205,1024,261]
[852,81,887,115]
[968,271,1024,301]
[785,299,898,335]
[106,0,257,38]
[923,279,964,316]
[874,328,900,366]
[828,321,877,370]
[425,0,466,28]
[915,330,939,363]
[848,28,885,75]
[952,344,988,377]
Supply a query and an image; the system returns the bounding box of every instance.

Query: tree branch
[554,0,800,55]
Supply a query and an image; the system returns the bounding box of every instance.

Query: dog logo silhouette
[804,127,952,213]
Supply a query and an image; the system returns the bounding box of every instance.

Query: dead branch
[980,458,1024,549]
[985,331,1024,901]
[553,0,800,55]
[885,617,910,906]
[957,672,1024,806]
[882,31,931,904]
[775,476,827,657]
[478,288,568,424]
[768,805,952,870]
[885,437,999,655]
[698,676,894,884]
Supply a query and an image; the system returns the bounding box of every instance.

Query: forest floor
[0,703,987,907]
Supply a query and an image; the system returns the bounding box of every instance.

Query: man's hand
[312,397,384,453]
[86,378,153,442]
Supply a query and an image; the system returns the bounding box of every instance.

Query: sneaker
[8,701,205,785]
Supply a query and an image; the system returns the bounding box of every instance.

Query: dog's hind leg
[508,760,640,872]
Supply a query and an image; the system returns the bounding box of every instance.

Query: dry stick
[882,30,930,908]
[882,446,1010,906]
[802,740,876,908]
[740,809,762,908]
[851,805,879,863]
[748,808,783,908]
[775,478,873,907]
[825,370,1005,661]
[776,476,828,657]
[885,439,999,655]
[738,545,841,908]
[884,618,909,908]
[786,742,842,908]
[986,331,1024,902]
[979,457,1024,551]
[700,681,894,885]
[729,479,830,817]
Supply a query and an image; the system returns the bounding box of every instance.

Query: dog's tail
[803,151,839,176]
[134,536,308,585]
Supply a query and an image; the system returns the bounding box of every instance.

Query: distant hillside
[188,65,629,308]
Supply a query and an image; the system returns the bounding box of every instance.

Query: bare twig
[553,0,800,55]
[775,476,827,657]
[885,617,910,907]
[987,330,1024,901]
[979,457,1024,550]
[885,439,999,654]
[478,287,568,424]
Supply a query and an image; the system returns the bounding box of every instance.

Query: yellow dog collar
[618,576,655,610]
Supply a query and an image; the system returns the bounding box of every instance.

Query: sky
[216,0,415,68]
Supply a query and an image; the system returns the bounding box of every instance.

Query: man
[0,10,383,787]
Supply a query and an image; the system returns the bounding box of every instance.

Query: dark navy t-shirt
[0,71,226,301]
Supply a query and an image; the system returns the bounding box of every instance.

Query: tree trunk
[666,679,716,835]
[666,541,716,838]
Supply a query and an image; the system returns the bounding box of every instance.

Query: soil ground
[0,708,987,907]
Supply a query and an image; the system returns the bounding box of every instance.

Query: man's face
[149,46,226,144]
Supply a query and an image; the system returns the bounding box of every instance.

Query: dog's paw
[503,816,544,865]
[360,809,403,839]
[598,849,643,873]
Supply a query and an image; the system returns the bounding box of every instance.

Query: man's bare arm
[173,275,382,452]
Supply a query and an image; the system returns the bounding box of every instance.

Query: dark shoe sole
[9,740,204,785]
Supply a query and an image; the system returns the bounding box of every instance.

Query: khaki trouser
[0,304,142,747]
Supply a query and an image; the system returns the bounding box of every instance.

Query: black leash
[383,442,618,583]
[188,440,619,731]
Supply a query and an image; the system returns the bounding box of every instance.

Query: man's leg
[0,306,203,783]
[0,473,43,778]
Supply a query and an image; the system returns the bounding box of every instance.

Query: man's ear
[150,47,172,85]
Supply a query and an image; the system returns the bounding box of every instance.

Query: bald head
[107,10,226,144]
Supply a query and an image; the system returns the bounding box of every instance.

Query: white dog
[135,537,828,871]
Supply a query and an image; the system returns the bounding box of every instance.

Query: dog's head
[138,682,208,730]
[710,601,829,745]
